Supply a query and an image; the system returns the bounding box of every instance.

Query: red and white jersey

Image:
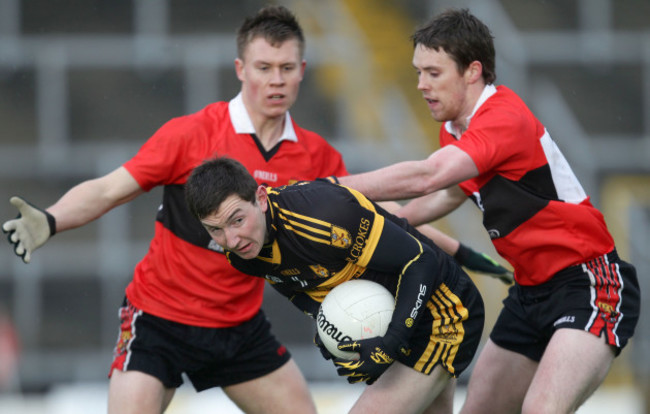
[122,93,348,327]
[441,85,614,286]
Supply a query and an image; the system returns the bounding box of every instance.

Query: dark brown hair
[185,156,258,220]
[412,8,496,84]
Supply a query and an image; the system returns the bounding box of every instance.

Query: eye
[206,227,223,237]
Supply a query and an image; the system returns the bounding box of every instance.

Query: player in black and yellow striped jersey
[185,156,485,414]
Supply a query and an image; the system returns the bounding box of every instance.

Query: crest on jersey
[331,225,351,248]
[310,264,330,278]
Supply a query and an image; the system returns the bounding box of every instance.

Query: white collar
[228,92,298,142]
[445,84,497,138]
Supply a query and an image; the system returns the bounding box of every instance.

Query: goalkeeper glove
[454,243,513,285]
[334,335,399,385]
[2,196,56,263]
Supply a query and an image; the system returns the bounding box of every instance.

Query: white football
[316,279,395,360]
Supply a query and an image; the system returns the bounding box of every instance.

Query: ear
[256,186,269,212]
[235,58,245,82]
[299,59,306,80]
[466,60,483,84]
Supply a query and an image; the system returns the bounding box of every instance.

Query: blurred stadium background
[0,0,648,412]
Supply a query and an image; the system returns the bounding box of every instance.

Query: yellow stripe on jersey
[340,185,385,267]
[278,213,332,245]
[275,204,333,231]
[413,283,468,375]
[343,186,377,212]
[256,240,282,265]
[270,201,335,247]
[304,261,367,302]
[393,234,424,307]
[354,214,384,267]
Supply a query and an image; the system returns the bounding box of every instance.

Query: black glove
[334,336,397,385]
[314,331,333,361]
[2,196,56,263]
[454,243,513,285]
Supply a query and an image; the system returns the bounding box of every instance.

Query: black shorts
[491,249,640,361]
[365,268,485,378]
[109,298,291,391]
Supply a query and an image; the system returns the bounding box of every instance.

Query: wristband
[45,210,56,236]
[453,242,471,263]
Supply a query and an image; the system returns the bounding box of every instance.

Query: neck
[451,83,486,136]
[253,116,285,151]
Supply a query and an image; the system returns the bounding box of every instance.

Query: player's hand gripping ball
[316,279,394,360]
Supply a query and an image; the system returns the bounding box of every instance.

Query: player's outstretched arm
[2,166,143,263]
[416,224,513,285]
[380,200,514,284]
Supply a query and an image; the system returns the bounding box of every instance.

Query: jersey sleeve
[449,105,537,177]
[366,217,440,349]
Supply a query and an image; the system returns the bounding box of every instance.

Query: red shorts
[109,298,291,390]
[491,249,640,361]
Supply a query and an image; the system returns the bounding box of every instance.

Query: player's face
[412,44,475,124]
[235,37,306,121]
[200,187,269,260]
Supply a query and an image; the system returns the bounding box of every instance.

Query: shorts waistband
[516,249,619,294]
[555,248,619,278]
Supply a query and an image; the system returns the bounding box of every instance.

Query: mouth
[424,97,439,109]
[237,242,251,252]
[268,93,285,102]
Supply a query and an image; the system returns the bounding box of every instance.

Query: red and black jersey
[441,85,614,286]
[227,180,468,346]
[122,94,348,327]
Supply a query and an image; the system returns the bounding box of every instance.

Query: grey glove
[2,196,56,263]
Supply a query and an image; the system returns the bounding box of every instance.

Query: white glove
[2,196,56,263]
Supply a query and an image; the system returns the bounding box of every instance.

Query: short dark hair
[236,5,305,59]
[185,157,258,220]
[412,8,496,84]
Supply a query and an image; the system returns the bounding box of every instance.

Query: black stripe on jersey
[474,164,558,239]
[156,184,214,250]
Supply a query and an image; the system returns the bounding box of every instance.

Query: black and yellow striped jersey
[226,179,465,344]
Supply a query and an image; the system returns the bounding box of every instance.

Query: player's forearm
[397,187,466,226]
[47,167,142,232]
[47,181,116,232]
[338,160,434,201]
[413,225,460,257]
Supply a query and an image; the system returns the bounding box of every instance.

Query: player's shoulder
[159,101,228,135]
[272,180,354,212]
[476,85,537,129]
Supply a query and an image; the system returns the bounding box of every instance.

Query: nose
[416,74,427,91]
[223,227,241,250]
[270,67,285,85]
